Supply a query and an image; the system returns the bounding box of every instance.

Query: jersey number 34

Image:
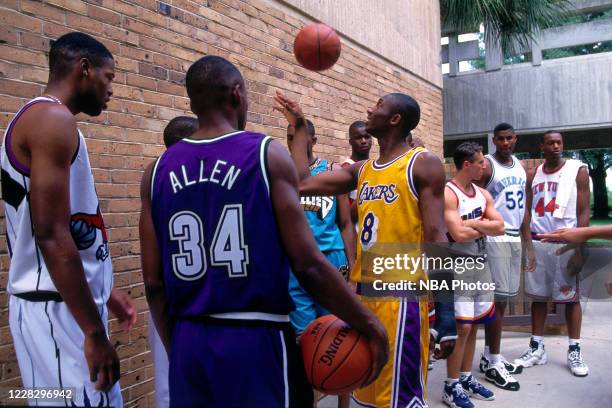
[169,204,249,281]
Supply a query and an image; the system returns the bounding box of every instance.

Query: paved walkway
[319,300,612,407]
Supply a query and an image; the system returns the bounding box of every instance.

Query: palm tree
[441,0,573,56]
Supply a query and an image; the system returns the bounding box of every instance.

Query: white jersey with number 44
[530,160,584,234]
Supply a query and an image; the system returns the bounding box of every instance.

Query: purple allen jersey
[151,131,294,323]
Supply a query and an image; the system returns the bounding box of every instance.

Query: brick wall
[0,0,443,405]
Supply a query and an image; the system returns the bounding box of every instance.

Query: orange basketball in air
[300,315,371,395]
[293,23,341,71]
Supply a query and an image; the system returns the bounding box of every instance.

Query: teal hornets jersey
[300,159,344,252]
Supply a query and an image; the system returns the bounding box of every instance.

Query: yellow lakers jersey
[352,147,427,284]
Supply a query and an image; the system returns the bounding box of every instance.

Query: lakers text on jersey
[352,147,427,286]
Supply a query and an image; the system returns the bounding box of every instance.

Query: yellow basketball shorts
[352,297,429,408]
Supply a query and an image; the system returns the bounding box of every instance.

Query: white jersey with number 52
[484,154,526,237]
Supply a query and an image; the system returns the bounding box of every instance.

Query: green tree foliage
[543,9,612,59]
[514,149,611,219]
[441,0,572,56]
[543,40,612,60]
[575,150,612,219]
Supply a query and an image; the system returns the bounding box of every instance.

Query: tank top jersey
[446,181,487,255]
[1,96,113,307]
[484,154,526,237]
[300,158,344,252]
[351,147,427,284]
[530,160,583,235]
[150,131,294,322]
[341,157,357,204]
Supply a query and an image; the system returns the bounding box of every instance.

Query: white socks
[484,346,502,365]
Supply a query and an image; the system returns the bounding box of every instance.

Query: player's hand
[537,228,589,244]
[436,338,456,359]
[462,219,483,235]
[567,250,585,276]
[273,91,305,127]
[107,288,137,331]
[84,332,120,391]
[552,243,576,256]
[430,302,457,359]
[429,334,456,359]
[361,321,389,387]
[429,333,455,360]
[338,265,352,282]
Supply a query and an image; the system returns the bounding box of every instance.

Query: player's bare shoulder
[12,101,77,165]
[412,151,446,187]
[265,138,297,180]
[477,186,495,202]
[25,103,78,154]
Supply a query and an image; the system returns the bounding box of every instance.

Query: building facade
[442,0,612,156]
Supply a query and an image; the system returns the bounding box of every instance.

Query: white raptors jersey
[530,160,584,234]
[1,97,113,307]
[484,154,526,237]
[446,180,487,254]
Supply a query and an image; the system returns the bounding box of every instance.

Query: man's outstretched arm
[337,191,356,270]
[266,139,388,385]
[538,226,612,243]
[274,91,360,197]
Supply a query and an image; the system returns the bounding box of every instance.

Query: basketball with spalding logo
[300,315,371,394]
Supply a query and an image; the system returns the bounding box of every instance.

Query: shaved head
[186,55,247,128]
[349,120,366,134]
[163,116,198,148]
[49,32,113,80]
[388,93,420,137]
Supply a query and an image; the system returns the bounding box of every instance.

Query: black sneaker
[485,362,520,391]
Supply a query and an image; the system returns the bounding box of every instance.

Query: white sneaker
[568,345,589,377]
[485,362,520,391]
[501,356,523,374]
[481,353,523,374]
[514,340,547,368]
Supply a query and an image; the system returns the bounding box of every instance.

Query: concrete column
[532,39,542,66]
[485,32,503,71]
[487,132,495,155]
[448,34,459,77]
